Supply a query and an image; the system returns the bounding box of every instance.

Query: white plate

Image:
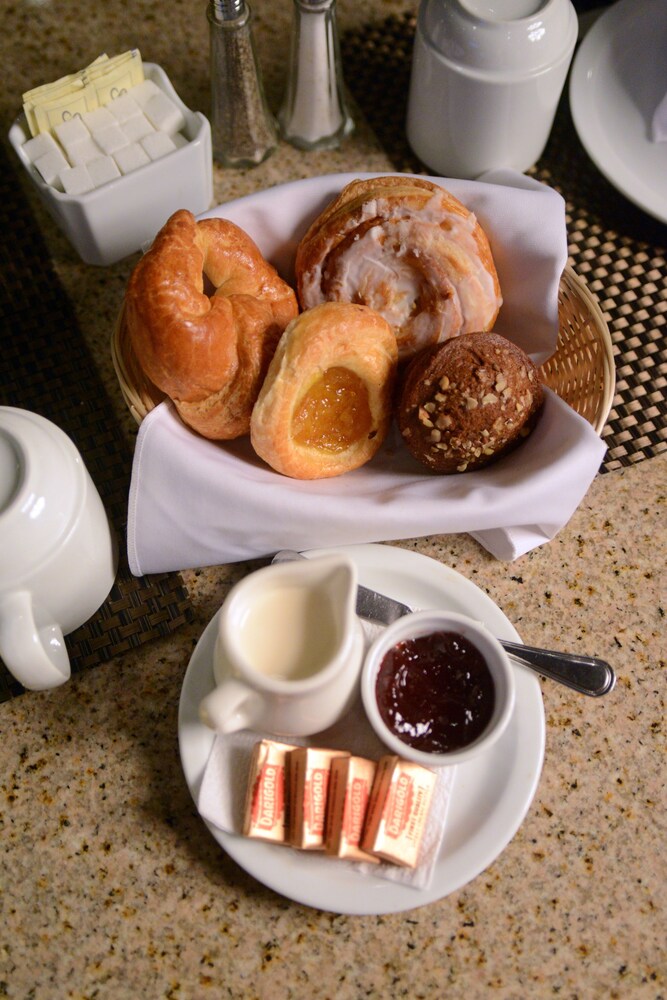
[569,0,667,224]
[178,544,545,914]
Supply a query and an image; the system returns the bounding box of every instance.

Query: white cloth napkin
[126,170,607,574]
[651,90,667,142]
[198,168,567,365]
[197,621,457,891]
[128,389,605,573]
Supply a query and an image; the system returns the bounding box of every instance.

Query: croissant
[250,302,398,479]
[295,176,502,361]
[123,209,298,440]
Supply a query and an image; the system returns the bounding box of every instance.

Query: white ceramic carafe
[406,0,578,179]
[0,407,118,690]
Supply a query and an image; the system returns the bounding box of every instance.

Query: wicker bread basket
[111,265,615,436]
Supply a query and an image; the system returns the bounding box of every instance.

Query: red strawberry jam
[375,630,495,754]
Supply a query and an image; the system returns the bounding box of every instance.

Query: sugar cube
[141,130,176,160]
[59,164,94,196]
[67,136,102,166]
[54,117,90,151]
[128,79,162,109]
[86,154,121,188]
[81,106,116,132]
[106,92,142,122]
[121,114,154,143]
[93,122,129,155]
[113,142,150,174]
[171,132,188,149]
[22,131,60,163]
[33,147,69,187]
[143,92,186,135]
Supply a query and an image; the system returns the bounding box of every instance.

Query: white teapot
[0,407,118,690]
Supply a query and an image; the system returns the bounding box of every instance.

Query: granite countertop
[1,1,665,997]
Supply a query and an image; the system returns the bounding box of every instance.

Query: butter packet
[324,755,379,864]
[289,746,350,851]
[360,755,437,869]
[242,739,298,845]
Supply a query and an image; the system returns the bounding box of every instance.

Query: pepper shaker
[278,0,354,151]
[208,0,278,168]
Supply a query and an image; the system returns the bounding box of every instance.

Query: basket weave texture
[112,265,615,437]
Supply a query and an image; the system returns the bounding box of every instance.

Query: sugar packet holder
[8,63,212,265]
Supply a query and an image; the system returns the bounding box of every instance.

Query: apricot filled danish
[295,176,502,361]
[250,302,398,479]
[123,209,298,440]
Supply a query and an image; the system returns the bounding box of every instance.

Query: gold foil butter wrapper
[325,755,379,863]
[289,746,350,850]
[361,755,437,868]
[242,739,298,844]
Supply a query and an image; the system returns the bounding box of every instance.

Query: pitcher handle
[0,590,71,690]
[198,678,263,734]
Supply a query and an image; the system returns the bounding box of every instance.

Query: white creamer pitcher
[199,554,365,737]
[406,0,578,178]
[0,407,118,691]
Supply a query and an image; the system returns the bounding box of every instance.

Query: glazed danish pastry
[295,176,502,361]
[250,302,398,479]
[123,209,298,440]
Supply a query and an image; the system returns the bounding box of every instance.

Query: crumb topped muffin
[398,332,544,473]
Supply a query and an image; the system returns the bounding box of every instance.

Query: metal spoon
[272,550,616,697]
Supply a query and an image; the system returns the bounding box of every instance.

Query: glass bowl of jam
[361,610,516,767]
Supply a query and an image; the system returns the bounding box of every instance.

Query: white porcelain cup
[361,610,515,767]
[199,555,365,737]
[406,0,578,179]
[0,407,118,691]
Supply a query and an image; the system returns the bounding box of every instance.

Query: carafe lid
[419,0,578,76]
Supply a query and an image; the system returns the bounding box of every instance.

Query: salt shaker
[406,0,578,179]
[208,0,278,168]
[278,0,354,151]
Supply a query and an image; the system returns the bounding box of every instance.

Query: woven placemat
[0,139,193,701]
[341,12,667,473]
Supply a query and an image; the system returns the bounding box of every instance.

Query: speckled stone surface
[1,2,665,998]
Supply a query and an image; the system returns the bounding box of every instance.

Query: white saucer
[569,0,667,224]
[178,544,545,915]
